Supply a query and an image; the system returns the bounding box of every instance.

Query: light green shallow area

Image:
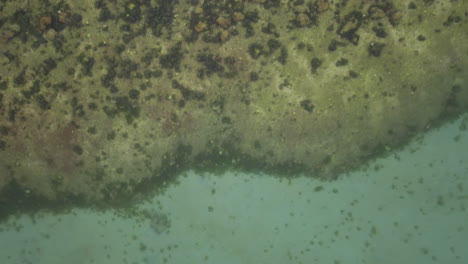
[1,113,466,264]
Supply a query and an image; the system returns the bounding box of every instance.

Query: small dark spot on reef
[141,48,158,65]
[297,42,305,50]
[372,26,387,38]
[444,85,463,113]
[67,68,75,76]
[263,0,280,9]
[310,58,322,73]
[117,59,139,78]
[241,10,260,37]
[248,43,264,59]
[68,13,84,28]
[3,52,16,63]
[349,71,359,78]
[0,126,9,136]
[224,57,236,65]
[423,0,434,6]
[115,44,126,54]
[328,39,346,52]
[88,102,98,110]
[53,35,66,52]
[42,58,57,75]
[368,42,385,57]
[267,39,281,53]
[336,58,348,67]
[244,10,260,23]
[14,69,26,86]
[300,99,314,113]
[36,95,51,110]
[72,145,83,155]
[0,140,6,151]
[107,131,116,141]
[98,6,114,22]
[178,99,185,108]
[129,89,140,99]
[254,140,261,149]
[0,81,8,91]
[77,53,95,76]
[22,80,40,99]
[144,70,163,79]
[221,116,231,124]
[87,126,97,134]
[121,0,142,23]
[172,80,206,101]
[210,97,225,114]
[113,96,141,123]
[443,15,462,27]
[109,85,119,94]
[417,35,426,41]
[146,1,174,36]
[278,47,288,65]
[159,43,183,71]
[262,22,279,37]
[8,109,16,122]
[101,67,117,88]
[250,72,259,82]
[337,11,363,45]
[11,9,38,43]
[196,54,224,76]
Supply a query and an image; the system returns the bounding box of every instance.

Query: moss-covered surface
[0,0,467,218]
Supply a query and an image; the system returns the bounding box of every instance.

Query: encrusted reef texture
[0,0,467,203]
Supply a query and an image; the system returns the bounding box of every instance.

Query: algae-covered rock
[0,0,467,210]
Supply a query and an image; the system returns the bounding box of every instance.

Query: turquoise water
[1,113,467,264]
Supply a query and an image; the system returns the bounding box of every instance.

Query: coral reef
[0,0,467,215]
